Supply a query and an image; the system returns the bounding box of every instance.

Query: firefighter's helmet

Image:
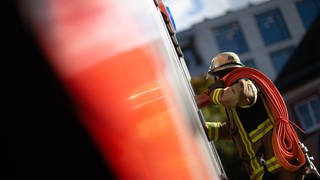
[207,52,244,77]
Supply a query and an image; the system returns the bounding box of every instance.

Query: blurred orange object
[21,0,223,179]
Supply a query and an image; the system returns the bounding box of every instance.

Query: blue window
[243,59,257,69]
[255,9,290,45]
[270,47,295,73]
[295,96,320,133]
[182,45,202,69]
[295,0,320,29]
[213,22,249,54]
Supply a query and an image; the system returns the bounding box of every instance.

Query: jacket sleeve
[210,79,258,108]
[205,122,230,141]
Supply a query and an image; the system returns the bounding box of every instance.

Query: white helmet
[207,52,244,77]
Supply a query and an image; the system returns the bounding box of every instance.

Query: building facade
[275,15,320,168]
[177,0,320,80]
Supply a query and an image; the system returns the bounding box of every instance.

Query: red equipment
[223,67,306,171]
[20,0,226,179]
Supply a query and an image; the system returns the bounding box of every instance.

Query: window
[182,45,202,70]
[213,22,249,54]
[270,47,295,73]
[243,59,257,69]
[295,0,320,29]
[295,95,320,133]
[255,9,290,45]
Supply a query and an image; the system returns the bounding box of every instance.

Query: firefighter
[195,52,306,180]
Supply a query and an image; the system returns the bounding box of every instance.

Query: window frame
[255,8,291,46]
[212,21,249,54]
[294,95,320,134]
[295,0,320,29]
[181,39,203,70]
[269,46,295,73]
[243,59,258,69]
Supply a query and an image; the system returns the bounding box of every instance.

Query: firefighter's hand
[195,92,211,108]
[208,79,225,91]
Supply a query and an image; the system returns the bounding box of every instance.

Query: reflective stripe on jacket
[207,78,282,179]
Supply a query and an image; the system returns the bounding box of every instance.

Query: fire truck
[18,0,228,179]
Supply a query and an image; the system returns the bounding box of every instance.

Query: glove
[195,80,225,108]
[195,92,211,108]
[208,79,225,91]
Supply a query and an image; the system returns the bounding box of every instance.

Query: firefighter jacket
[205,78,301,180]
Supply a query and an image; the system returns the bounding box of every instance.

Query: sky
[166,0,270,32]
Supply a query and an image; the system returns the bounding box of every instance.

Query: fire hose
[222,67,306,172]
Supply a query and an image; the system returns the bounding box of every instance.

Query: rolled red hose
[223,67,305,171]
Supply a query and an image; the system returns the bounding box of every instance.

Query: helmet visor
[207,62,243,78]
